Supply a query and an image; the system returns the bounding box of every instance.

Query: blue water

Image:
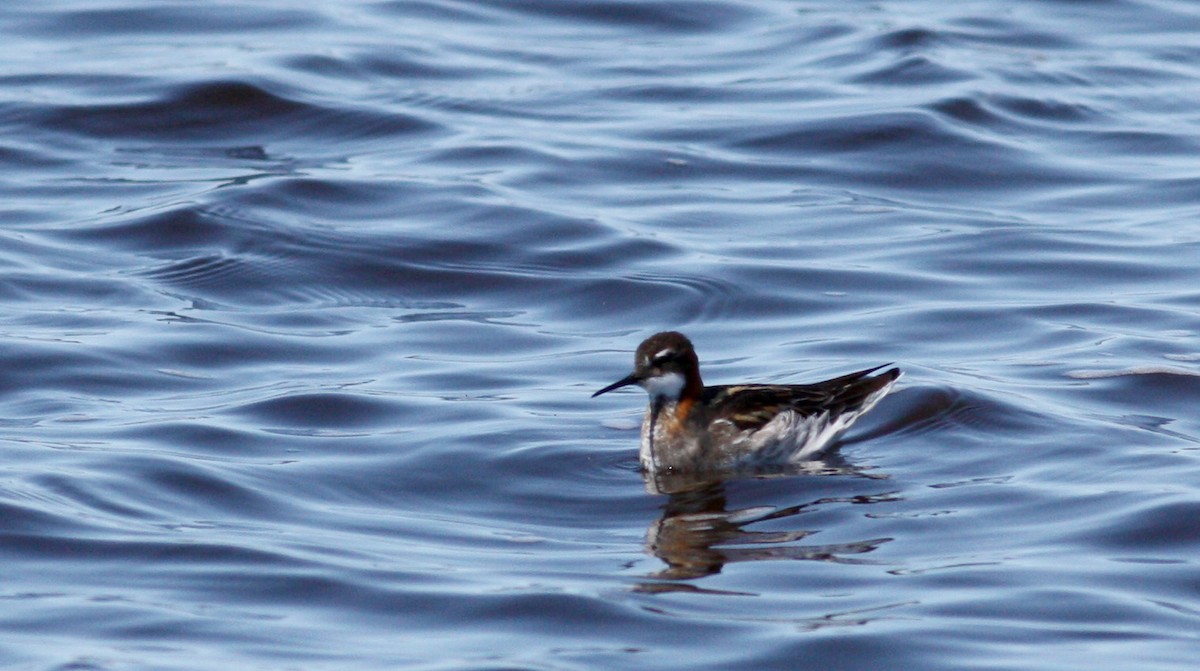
[3,1,1200,668]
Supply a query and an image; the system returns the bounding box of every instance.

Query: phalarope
[593,331,900,473]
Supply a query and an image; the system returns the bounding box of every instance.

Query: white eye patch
[641,372,685,400]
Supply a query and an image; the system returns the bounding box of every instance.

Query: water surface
[2,1,1200,669]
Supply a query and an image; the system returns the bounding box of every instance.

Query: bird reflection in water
[635,455,896,590]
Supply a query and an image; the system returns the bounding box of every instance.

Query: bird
[593,331,900,474]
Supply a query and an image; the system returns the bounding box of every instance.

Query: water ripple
[4,0,1200,669]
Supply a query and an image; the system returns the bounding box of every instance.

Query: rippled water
[3,1,1200,669]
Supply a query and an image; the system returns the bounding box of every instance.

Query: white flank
[748,374,899,463]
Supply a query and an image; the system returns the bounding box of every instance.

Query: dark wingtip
[870,365,901,386]
[863,364,901,382]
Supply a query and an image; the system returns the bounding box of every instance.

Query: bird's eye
[651,348,676,366]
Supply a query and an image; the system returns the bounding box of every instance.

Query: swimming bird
[593,331,900,473]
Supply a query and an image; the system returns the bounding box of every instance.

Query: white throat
[641,372,685,401]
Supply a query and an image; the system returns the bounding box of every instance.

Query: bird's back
[684,365,901,465]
